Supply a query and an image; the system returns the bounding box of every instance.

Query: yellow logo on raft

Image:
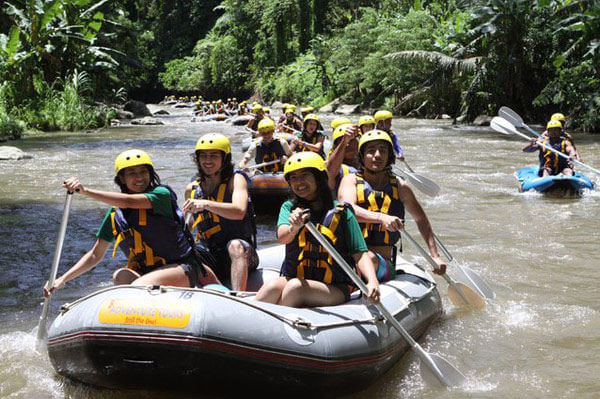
[98,298,191,328]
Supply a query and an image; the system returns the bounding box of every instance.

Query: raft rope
[59,282,434,331]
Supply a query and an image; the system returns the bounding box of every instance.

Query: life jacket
[281,119,302,135]
[282,202,356,285]
[539,136,569,175]
[189,172,256,248]
[255,139,286,173]
[333,164,358,197]
[295,131,325,158]
[355,173,404,246]
[110,185,191,272]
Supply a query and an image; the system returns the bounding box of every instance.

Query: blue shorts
[375,253,396,282]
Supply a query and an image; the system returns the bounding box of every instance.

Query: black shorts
[208,239,259,285]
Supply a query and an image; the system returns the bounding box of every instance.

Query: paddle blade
[406,172,440,197]
[499,106,524,127]
[452,262,496,300]
[490,116,517,135]
[420,353,467,388]
[447,282,486,309]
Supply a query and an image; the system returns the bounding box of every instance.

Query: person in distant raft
[326,123,361,198]
[183,133,259,291]
[239,118,292,174]
[254,152,379,307]
[339,131,447,282]
[43,150,220,298]
[543,113,583,162]
[523,120,577,177]
[290,113,325,157]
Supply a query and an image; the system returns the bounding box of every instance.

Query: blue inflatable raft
[514,165,594,194]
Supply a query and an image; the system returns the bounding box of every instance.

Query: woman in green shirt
[254,152,379,307]
[43,149,219,298]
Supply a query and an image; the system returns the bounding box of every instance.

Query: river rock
[114,109,134,119]
[334,104,360,115]
[440,114,452,119]
[153,109,170,115]
[0,146,33,160]
[131,117,164,126]
[124,100,152,117]
[271,101,283,110]
[473,115,492,126]
[319,99,341,113]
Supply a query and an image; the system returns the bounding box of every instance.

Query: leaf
[553,54,566,68]
[6,26,21,57]
[41,0,62,28]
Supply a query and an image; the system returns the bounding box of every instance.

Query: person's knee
[113,268,137,285]
[228,240,246,258]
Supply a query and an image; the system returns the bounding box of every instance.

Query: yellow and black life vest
[281,202,355,285]
[355,174,404,246]
[110,185,191,272]
[190,173,256,248]
[539,137,569,174]
[255,139,286,173]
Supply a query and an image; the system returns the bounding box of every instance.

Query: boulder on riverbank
[131,117,164,126]
[319,99,341,113]
[124,100,152,117]
[473,115,492,126]
[334,104,361,115]
[0,146,33,160]
[153,109,170,115]
[114,109,134,119]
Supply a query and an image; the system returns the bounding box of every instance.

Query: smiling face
[547,126,562,139]
[305,120,318,134]
[362,140,390,172]
[120,165,151,193]
[197,150,223,176]
[260,128,274,143]
[287,169,318,201]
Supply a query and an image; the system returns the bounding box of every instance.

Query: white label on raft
[98,297,192,328]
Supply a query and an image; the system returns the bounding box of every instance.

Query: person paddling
[239,118,292,173]
[542,113,582,162]
[278,107,303,134]
[523,120,577,177]
[43,150,220,298]
[245,105,265,137]
[339,131,447,282]
[254,152,379,307]
[290,113,325,157]
[183,134,258,291]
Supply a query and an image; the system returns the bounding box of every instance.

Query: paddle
[304,221,467,388]
[433,234,496,300]
[491,116,600,177]
[36,191,74,350]
[392,165,441,197]
[246,159,281,171]
[401,230,485,309]
[498,106,541,138]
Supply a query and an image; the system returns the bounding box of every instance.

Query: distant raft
[46,245,442,396]
[515,165,594,195]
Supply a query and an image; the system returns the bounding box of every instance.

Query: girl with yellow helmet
[254,152,380,307]
[183,133,258,291]
[358,115,376,134]
[338,131,447,282]
[374,110,404,161]
[290,113,325,157]
[326,123,361,197]
[43,149,220,299]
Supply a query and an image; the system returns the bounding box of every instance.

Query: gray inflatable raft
[47,245,441,396]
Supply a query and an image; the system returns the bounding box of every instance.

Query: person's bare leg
[228,240,248,291]
[113,268,140,285]
[131,264,190,287]
[280,278,345,308]
[254,277,288,303]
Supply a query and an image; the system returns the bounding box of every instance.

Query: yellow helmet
[287,104,296,112]
[358,115,376,127]
[258,118,276,133]
[264,107,271,113]
[331,117,352,130]
[284,107,294,114]
[114,149,154,176]
[547,120,562,129]
[195,133,231,155]
[374,110,393,122]
[358,129,393,151]
[332,123,353,143]
[284,152,327,178]
[252,104,263,112]
[303,113,320,123]
[551,113,566,121]
[232,97,237,101]
[301,106,314,114]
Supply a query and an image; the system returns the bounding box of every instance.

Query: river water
[1,106,599,398]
